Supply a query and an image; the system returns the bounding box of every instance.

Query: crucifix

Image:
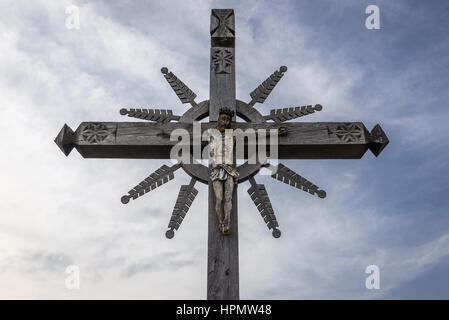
[55,9,389,300]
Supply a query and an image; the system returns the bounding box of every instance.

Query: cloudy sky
[1,0,448,299]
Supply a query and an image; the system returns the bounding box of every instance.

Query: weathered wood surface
[209,9,235,122]
[208,8,239,301]
[210,46,236,122]
[207,182,239,300]
[56,121,387,159]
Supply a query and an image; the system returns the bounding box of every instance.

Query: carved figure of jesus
[208,108,289,235]
[209,108,238,235]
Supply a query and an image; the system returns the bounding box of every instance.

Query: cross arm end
[54,124,75,156]
[368,124,389,157]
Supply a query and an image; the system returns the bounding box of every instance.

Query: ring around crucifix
[55,9,389,300]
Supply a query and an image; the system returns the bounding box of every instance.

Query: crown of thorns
[219,108,234,118]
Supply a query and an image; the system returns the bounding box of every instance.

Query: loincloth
[210,164,239,182]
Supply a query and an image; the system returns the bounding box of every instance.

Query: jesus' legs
[223,175,234,235]
[212,180,224,231]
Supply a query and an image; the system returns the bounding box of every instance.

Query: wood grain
[66,121,377,159]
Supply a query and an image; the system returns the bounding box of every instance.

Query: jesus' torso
[209,128,234,168]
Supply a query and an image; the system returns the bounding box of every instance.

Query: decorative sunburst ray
[264,104,323,124]
[120,108,181,123]
[247,177,281,238]
[121,163,182,204]
[165,178,199,239]
[161,67,199,108]
[248,66,287,107]
[266,163,326,199]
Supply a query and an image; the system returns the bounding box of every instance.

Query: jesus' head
[217,108,234,132]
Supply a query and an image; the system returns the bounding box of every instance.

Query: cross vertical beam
[209,8,236,122]
[207,181,239,300]
[207,8,239,300]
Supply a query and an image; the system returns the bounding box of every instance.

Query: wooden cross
[55,9,389,300]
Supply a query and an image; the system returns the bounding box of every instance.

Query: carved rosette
[334,123,363,142]
[212,48,233,74]
[79,123,114,143]
[210,9,235,39]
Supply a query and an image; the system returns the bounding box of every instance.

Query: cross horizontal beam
[55,122,388,159]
